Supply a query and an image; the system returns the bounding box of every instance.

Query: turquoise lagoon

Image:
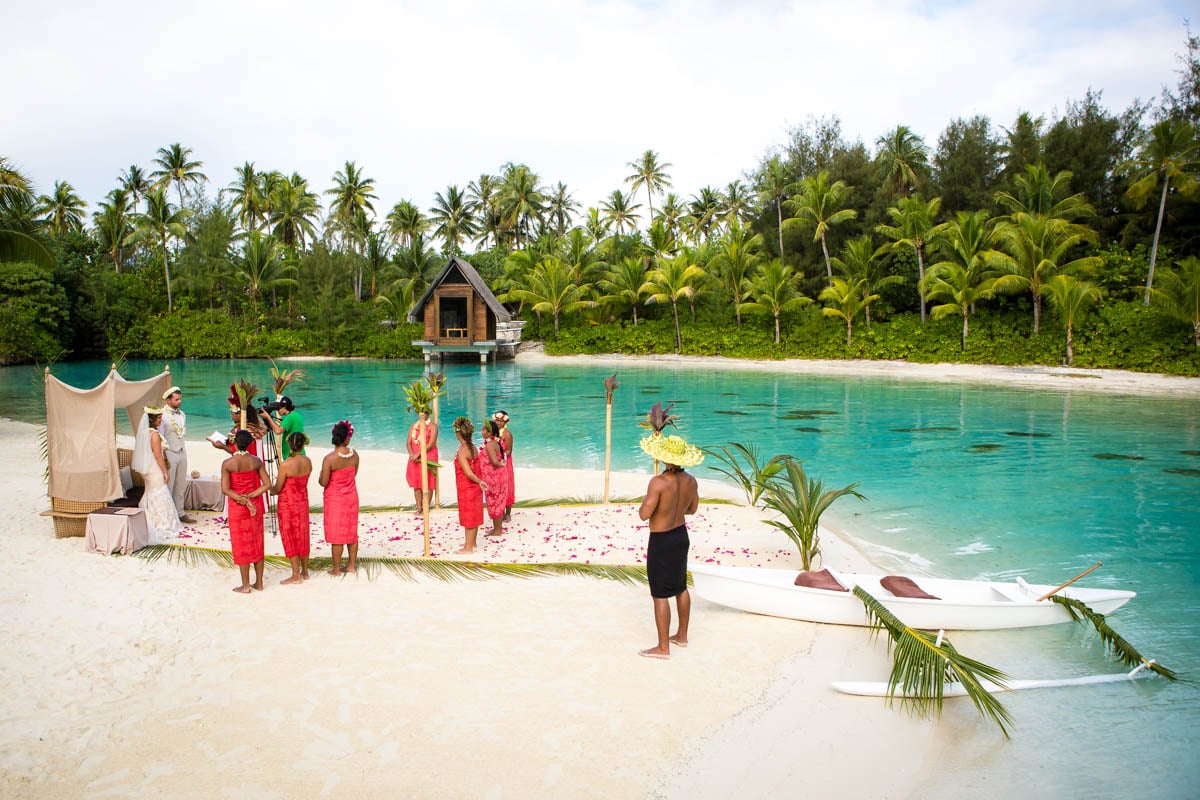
[3,357,1198,796]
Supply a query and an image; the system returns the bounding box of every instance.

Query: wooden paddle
[1037,561,1102,602]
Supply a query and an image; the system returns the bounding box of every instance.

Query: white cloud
[3,0,1190,222]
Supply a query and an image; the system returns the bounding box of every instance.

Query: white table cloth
[85,507,151,555]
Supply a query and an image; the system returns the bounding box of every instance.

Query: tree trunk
[1033,290,1041,335]
[776,198,784,260]
[1194,320,1199,348]
[671,300,681,353]
[774,311,781,344]
[915,244,926,323]
[820,233,833,283]
[846,317,852,346]
[161,233,173,312]
[1145,176,1170,305]
[962,309,969,351]
[1066,323,1074,365]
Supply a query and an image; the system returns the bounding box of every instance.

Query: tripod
[260,427,280,538]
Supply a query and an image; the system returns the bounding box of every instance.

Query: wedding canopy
[44,366,172,502]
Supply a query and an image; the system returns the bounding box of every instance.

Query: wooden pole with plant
[427,370,446,508]
[639,401,679,475]
[232,379,261,432]
[268,359,308,401]
[603,374,619,502]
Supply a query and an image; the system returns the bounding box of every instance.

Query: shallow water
[5,357,1199,795]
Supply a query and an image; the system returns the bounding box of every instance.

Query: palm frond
[855,586,1014,738]
[268,359,309,396]
[1051,596,1178,681]
[132,545,650,585]
[703,441,788,506]
[639,401,679,433]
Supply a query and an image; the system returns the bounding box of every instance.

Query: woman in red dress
[493,410,515,522]
[405,410,438,514]
[271,431,312,585]
[320,420,360,576]
[221,429,270,594]
[451,417,486,554]
[477,419,509,538]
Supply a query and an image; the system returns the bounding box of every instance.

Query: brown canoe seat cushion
[794,569,849,592]
[880,575,940,600]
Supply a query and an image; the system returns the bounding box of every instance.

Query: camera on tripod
[256,399,286,417]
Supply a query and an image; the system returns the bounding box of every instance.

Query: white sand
[9,355,1191,798]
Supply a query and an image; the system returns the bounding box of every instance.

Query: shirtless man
[636,434,703,660]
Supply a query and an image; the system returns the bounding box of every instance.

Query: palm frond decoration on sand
[134,545,650,585]
[854,585,1014,738]
[1051,596,1178,680]
[268,359,308,398]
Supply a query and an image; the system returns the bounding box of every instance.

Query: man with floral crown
[158,386,197,524]
[636,434,703,661]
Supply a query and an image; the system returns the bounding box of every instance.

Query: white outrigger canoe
[688,564,1135,630]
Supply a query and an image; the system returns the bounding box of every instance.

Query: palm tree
[625,149,672,224]
[761,458,864,571]
[819,277,875,345]
[227,162,267,232]
[389,233,442,297]
[36,181,86,236]
[0,169,53,268]
[1122,118,1200,303]
[119,164,151,215]
[876,125,930,197]
[1041,274,1101,365]
[326,161,377,238]
[499,256,595,336]
[877,195,942,322]
[545,182,578,237]
[921,263,999,350]
[385,200,428,247]
[268,173,320,253]
[757,155,794,258]
[685,187,723,243]
[994,164,1095,222]
[0,156,31,190]
[785,171,858,283]
[236,233,298,316]
[1150,255,1200,348]
[739,259,812,343]
[723,180,751,229]
[993,212,1099,335]
[711,223,764,325]
[601,190,641,235]
[467,173,502,249]
[124,188,191,312]
[583,207,610,245]
[92,189,131,272]
[655,192,687,242]
[151,143,206,209]
[429,185,477,256]
[831,235,901,328]
[643,219,679,263]
[598,256,647,324]
[642,255,705,352]
[498,163,545,249]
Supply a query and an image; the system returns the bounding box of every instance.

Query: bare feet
[669,636,688,648]
[455,546,475,554]
[344,566,357,574]
[253,581,263,591]
[232,585,251,594]
[301,573,310,581]
[328,568,342,576]
[281,575,302,585]
[638,648,670,660]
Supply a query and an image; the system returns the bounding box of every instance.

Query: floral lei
[166,406,186,438]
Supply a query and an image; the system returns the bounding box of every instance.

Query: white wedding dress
[132,418,183,543]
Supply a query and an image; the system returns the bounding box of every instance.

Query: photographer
[258,396,305,459]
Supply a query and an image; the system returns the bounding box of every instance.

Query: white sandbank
[0,416,969,800]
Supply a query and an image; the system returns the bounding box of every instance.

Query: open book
[207,431,227,446]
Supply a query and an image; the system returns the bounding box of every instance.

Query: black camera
[257,399,285,415]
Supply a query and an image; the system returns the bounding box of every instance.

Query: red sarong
[475,449,508,522]
[277,474,311,558]
[227,469,264,565]
[455,453,483,528]
[323,466,359,544]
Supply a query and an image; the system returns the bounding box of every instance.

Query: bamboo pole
[604,401,612,503]
[432,396,441,509]
[420,420,430,557]
[1037,561,1102,602]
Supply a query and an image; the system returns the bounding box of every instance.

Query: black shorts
[646,524,689,598]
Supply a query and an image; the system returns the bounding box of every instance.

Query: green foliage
[760,458,865,571]
[702,441,788,506]
[0,261,69,363]
[1050,596,1178,680]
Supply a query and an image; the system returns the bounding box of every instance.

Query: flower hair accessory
[453,416,474,436]
[144,405,164,415]
[492,410,510,424]
[335,420,355,441]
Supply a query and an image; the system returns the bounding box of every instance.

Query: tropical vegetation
[2,32,1199,372]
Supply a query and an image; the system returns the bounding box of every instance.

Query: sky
[3,0,1194,224]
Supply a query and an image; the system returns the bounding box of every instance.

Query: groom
[159,387,197,524]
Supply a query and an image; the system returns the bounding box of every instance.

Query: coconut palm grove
[2,34,1199,373]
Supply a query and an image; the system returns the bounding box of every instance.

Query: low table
[85,507,151,555]
[184,476,224,511]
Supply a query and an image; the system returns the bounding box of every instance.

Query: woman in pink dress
[405,411,438,514]
[271,431,312,585]
[320,420,360,576]
[452,417,486,554]
[477,419,508,538]
[220,429,270,593]
[493,410,515,522]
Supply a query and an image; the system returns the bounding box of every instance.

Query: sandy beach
[5,355,1196,799]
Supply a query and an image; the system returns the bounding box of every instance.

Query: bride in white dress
[131,407,183,543]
